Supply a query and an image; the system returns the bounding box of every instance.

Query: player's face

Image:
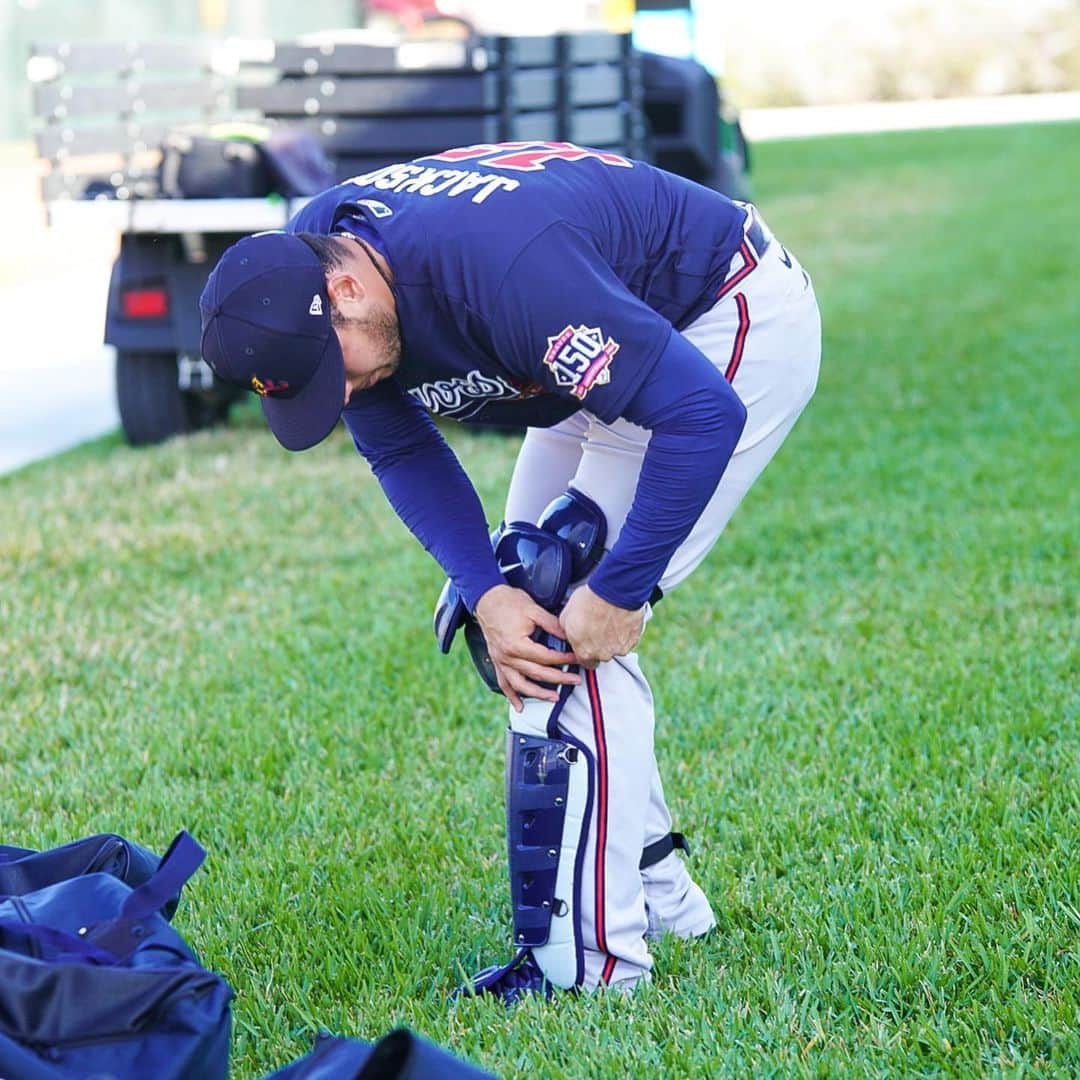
[337,306,402,403]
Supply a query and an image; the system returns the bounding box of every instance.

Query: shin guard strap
[639,831,690,871]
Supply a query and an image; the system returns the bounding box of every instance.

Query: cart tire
[116,351,228,446]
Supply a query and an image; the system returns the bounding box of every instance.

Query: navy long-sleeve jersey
[287,144,749,610]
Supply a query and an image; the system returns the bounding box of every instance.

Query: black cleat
[452,949,556,1006]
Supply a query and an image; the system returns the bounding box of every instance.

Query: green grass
[2,121,1078,1077]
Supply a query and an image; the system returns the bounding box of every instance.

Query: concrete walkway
[0,143,118,476]
[741,90,1080,141]
[0,283,118,476]
[0,344,116,476]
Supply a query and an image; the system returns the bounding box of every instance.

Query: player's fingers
[490,640,575,671]
[507,658,579,687]
[502,667,560,706]
[492,655,565,709]
[495,667,525,712]
[511,638,581,670]
[529,605,567,640]
[569,642,605,668]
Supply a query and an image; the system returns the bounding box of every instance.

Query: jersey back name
[289,143,747,427]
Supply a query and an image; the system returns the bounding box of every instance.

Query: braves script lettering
[408,369,522,419]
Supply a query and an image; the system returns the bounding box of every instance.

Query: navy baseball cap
[199,231,344,451]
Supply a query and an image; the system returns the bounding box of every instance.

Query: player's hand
[559,585,645,669]
[474,584,581,712]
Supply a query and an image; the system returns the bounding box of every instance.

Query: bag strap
[86,832,205,959]
[120,831,205,923]
[362,1028,499,1079]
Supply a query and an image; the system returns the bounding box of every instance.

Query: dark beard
[334,307,402,376]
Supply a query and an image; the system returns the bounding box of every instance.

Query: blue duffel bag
[0,831,233,1080]
[266,1029,499,1079]
[0,832,172,913]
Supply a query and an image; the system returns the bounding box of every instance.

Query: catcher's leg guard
[506,706,593,990]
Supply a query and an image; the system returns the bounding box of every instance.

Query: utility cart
[30,30,746,446]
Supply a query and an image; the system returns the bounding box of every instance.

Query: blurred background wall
[3,0,1079,141]
[720,0,1080,107]
[0,0,357,140]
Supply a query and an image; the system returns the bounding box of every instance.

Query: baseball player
[199,141,821,1001]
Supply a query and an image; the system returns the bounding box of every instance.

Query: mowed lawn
[2,121,1077,1077]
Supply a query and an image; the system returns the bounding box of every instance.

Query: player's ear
[326,270,365,309]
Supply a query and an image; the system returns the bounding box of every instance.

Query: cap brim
[260,329,345,451]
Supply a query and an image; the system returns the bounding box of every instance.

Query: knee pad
[495,523,574,613]
[506,726,593,989]
[536,488,607,582]
[432,522,575,694]
[432,488,609,694]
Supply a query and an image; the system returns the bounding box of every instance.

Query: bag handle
[120,831,204,922]
[86,831,205,958]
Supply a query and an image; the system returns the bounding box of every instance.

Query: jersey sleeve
[342,379,505,610]
[585,328,748,608]
[488,222,674,424]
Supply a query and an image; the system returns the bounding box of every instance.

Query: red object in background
[121,286,170,319]
[366,0,442,30]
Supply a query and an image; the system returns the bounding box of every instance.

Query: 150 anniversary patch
[542,324,620,400]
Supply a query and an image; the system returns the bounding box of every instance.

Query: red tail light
[121,287,169,319]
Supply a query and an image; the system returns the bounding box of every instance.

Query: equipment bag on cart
[159,124,335,199]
